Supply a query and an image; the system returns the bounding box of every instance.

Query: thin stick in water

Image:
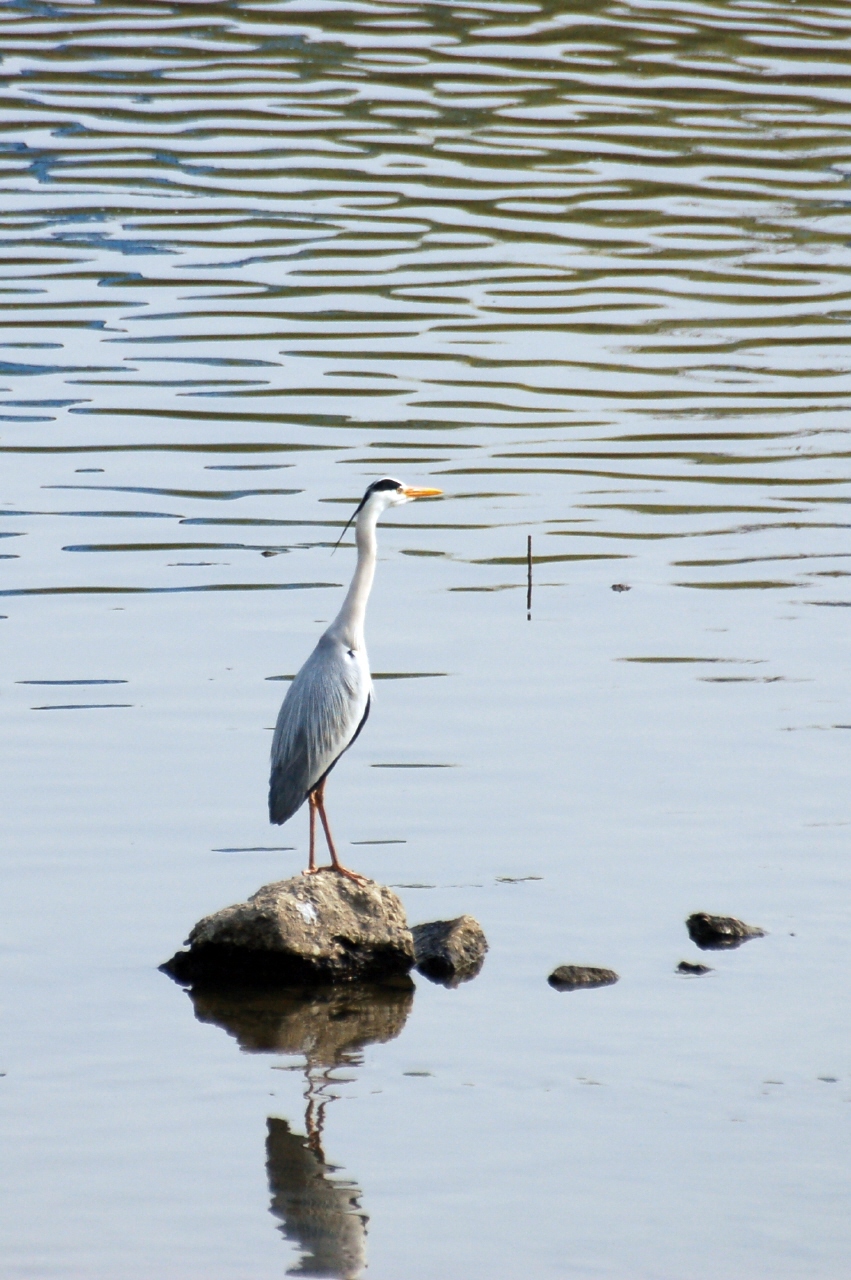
[526,534,532,620]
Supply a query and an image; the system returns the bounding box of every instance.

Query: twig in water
[526,534,532,620]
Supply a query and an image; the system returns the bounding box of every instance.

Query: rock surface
[411,915,488,985]
[161,873,415,987]
[686,912,765,951]
[548,965,619,991]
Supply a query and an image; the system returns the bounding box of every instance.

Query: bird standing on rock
[269,478,442,883]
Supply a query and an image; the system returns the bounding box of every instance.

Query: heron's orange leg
[304,792,319,874]
[312,778,368,884]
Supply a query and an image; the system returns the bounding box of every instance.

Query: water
[1,1,850,1275]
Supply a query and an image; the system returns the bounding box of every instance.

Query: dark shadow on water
[185,982,414,1278]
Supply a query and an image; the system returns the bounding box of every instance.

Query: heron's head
[333,478,442,551]
[360,477,443,512]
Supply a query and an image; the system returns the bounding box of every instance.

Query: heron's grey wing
[268,716,312,825]
[269,635,369,825]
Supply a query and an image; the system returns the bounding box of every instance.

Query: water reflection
[188,980,413,1060]
[266,1116,366,1279]
[187,982,413,1277]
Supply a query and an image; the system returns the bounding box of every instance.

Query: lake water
[1,1,850,1276]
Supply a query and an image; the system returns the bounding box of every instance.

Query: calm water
[1,1,850,1276]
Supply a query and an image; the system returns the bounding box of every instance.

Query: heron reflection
[265,1106,364,1277]
[187,981,413,1278]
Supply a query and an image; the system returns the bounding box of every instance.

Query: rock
[686,912,765,951]
[411,915,488,986]
[161,874,415,987]
[677,960,713,975]
[548,965,619,991]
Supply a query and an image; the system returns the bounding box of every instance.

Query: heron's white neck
[326,501,381,649]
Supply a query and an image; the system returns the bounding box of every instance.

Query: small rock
[686,912,766,951]
[677,960,712,975]
[548,965,619,991]
[411,915,488,986]
[161,874,415,987]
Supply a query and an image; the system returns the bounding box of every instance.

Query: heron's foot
[337,865,369,886]
[314,863,369,886]
[303,864,368,885]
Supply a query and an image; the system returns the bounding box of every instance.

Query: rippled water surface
[2,1,851,1276]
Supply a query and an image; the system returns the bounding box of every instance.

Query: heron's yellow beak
[402,486,443,499]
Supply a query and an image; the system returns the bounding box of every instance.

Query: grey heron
[269,478,442,882]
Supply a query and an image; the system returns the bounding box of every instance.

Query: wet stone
[411,915,488,986]
[677,960,713,975]
[686,912,766,951]
[161,874,415,987]
[548,965,619,991]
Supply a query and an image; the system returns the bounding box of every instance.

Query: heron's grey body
[269,632,371,825]
[267,478,441,879]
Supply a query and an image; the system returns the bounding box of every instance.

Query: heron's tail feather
[268,766,308,825]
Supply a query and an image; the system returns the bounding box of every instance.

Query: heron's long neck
[328,505,378,649]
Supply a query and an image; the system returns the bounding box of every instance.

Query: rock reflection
[186,982,413,1277]
[187,980,413,1062]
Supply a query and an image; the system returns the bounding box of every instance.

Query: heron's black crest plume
[331,478,402,554]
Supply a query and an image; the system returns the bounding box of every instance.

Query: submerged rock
[677,960,713,976]
[548,965,619,991]
[161,873,415,987]
[686,912,766,951]
[411,915,488,986]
